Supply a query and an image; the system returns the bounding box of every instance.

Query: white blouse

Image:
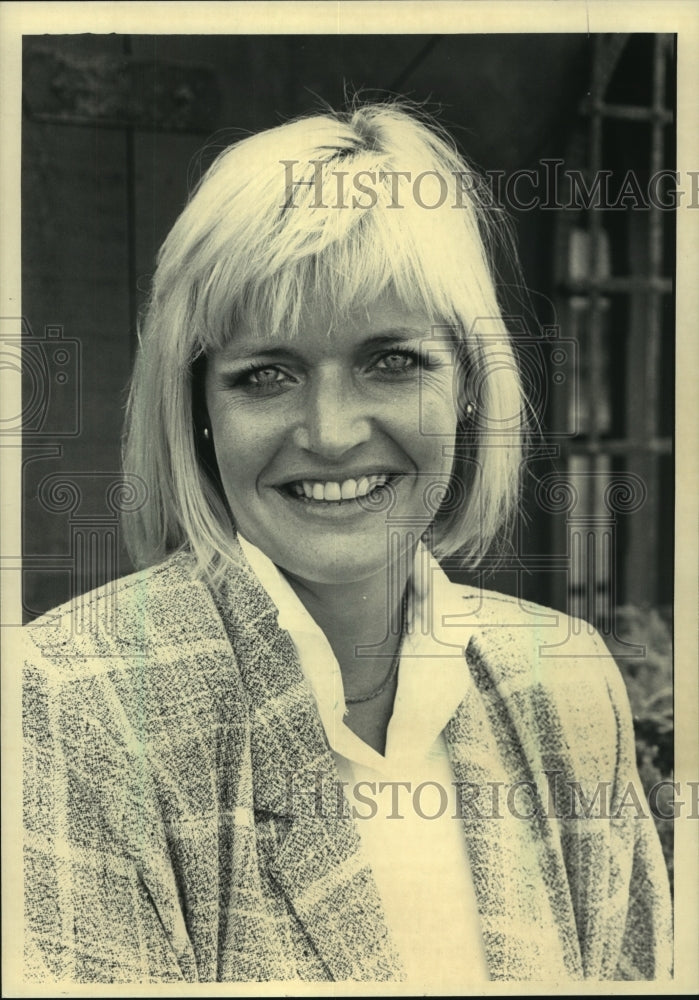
[237,535,490,985]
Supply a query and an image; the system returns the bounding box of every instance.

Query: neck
[281,553,417,756]
[282,558,412,671]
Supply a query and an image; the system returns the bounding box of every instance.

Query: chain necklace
[344,592,408,706]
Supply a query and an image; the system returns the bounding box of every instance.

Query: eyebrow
[215,327,449,364]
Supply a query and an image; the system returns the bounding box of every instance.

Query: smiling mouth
[281,474,398,503]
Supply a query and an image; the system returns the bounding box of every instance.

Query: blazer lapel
[445,631,584,981]
[213,557,404,982]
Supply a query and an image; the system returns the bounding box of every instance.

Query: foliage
[604,605,674,890]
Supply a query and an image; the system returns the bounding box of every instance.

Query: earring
[465,402,476,418]
[203,427,210,441]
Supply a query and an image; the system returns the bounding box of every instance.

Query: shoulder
[447,578,624,704]
[25,551,216,652]
[447,582,638,782]
[26,550,197,625]
[454,578,582,631]
[21,553,255,766]
[22,552,240,705]
[446,576,605,647]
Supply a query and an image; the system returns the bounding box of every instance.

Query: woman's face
[204,289,460,587]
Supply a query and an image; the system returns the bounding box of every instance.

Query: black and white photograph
[3,1,698,993]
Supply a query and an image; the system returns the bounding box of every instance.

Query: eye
[373,350,420,374]
[248,367,287,387]
[229,364,297,394]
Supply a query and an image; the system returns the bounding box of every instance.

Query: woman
[23,102,672,984]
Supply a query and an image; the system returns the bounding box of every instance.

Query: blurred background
[20,33,675,873]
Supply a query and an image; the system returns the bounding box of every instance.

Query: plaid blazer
[23,549,673,983]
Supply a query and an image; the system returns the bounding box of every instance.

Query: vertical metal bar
[571,527,582,621]
[123,35,138,361]
[647,36,666,436]
[622,35,668,606]
[642,35,667,602]
[550,142,575,617]
[587,528,596,625]
[588,37,604,455]
[580,36,607,623]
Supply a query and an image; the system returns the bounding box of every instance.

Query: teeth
[368,474,388,491]
[292,475,392,502]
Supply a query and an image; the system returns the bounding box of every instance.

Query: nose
[291,366,372,457]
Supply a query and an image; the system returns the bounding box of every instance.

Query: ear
[454,343,478,428]
[191,353,222,499]
[191,353,211,441]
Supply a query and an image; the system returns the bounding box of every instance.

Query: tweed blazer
[22,549,673,983]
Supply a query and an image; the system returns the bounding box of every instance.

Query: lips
[280,473,399,503]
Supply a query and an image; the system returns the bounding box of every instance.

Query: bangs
[201,234,450,352]
[193,164,498,355]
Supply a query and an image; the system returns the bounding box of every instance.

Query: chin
[272,535,417,590]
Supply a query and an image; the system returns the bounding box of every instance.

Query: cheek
[398,398,458,503]
[414,393,459,485]
[412,389,459,443]
[209,408,271,494]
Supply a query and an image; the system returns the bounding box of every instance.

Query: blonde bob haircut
[123,101,527,583]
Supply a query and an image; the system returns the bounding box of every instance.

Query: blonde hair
[123,101,527,584]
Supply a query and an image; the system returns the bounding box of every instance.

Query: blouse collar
[236,534,475,774]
